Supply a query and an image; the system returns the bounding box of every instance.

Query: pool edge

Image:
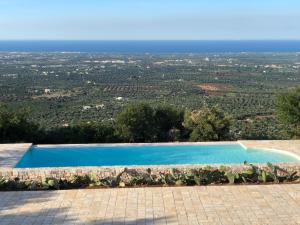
[35,141,239,148]
[0,143,32,168]
[239,140,300,162]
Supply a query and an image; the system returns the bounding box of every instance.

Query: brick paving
[0,184,300,225]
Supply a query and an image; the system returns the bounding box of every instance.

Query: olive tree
[275,87,300,138]
[184,107,232,142]
[0,104,39,143]
[115,103,157,142]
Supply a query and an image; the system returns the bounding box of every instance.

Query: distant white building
[112,60,125,64]
[83,106,92,110]
[115,97,124,101]
[96,104,105,109]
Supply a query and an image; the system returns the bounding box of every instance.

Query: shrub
[0,163,299,191]
[115,103,185,142]
[0,104,40,143]
[275,86,300,138]
[184,107,232,141]
[39,122,118,144]
[115,102,157,142]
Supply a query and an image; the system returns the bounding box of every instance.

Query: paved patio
[0,144,31,168]
[0,184,300,225]
[239,140,300,158]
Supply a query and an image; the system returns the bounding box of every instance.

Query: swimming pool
[15,143,300,168]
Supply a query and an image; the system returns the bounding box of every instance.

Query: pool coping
[7,162,300,170]
[36,141,237,148]
[0,140,299,169]
[239,140,300,161]
[0,143,32,168]
[1,141,300,186]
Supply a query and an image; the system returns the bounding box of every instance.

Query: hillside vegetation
[0,53,299,142]
[0,86,299,143]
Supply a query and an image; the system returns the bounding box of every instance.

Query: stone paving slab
[0,144,32,168]
[239,140,300,158]
[0,184,300,225]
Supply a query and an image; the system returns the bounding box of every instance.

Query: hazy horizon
[1,0,300,40]
[1,40,300,53]
[1,40,300,41]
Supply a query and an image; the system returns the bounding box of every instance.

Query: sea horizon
[0,40,300,53]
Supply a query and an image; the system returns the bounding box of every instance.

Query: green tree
[184,107,232,142]
[275,87,300,138]
[153,105,185,141]
[40,122,118,144]
[115,103,157,142]
[0,104,39,143]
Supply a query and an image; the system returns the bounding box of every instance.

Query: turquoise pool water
[15,144,299,168]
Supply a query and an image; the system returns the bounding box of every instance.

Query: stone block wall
[1,163,300,183]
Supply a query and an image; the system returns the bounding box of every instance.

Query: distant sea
[0,40,300,53]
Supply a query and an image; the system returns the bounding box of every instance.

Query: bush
[0,102,234,143]
[153,104,185,142]
[0,104,40,143]
[275,86,300,138]
[115,102,157,142]
[115,103,185,142]
[184,107,232,141]
[39,122,118,144]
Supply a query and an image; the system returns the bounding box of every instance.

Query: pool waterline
[15,142,300,168]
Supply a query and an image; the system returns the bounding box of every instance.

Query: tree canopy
[115,103,186,142]
[0,102,237,143]
[0,104,39,143]
[275,86,300,138]
[115,103,157,142]
[183,107,232,142]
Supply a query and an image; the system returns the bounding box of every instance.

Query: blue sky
[0,0,300,40]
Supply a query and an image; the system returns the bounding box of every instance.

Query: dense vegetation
[0,105,39,143]
[1,83,299,144]
[0,53,299,142]
[183,107,232,141]
[1,162,299,190]
[0,102,232,143]
[115,103,185,142]
[275,87,300,138]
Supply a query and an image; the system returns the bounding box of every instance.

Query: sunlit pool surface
[15,144,299,168]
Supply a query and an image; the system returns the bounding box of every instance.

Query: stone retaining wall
[1,164,300,183]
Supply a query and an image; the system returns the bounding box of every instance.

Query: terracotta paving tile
[1,185,300,225]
